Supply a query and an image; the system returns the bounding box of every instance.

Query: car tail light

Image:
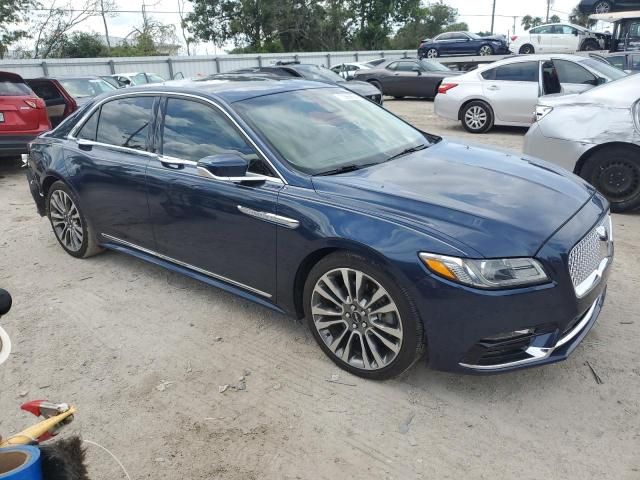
[511,36,518,42]
[23,99,38,109]
[438,83,458,94]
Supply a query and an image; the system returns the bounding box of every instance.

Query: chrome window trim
[100,233,272,298]
[459,295,600,371]
[67,90,288,185]
[75,138,159,158]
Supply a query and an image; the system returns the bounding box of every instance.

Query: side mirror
[0,289,12,316]
[596,77,607,85]
[196,153,272,183]
[198,153,248,178]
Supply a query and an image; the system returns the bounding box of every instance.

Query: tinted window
[395,62,419,72]
[436,33,453,41]
[386,62,398,71]
[607,55,626,70]
[96,96,153,150]
[0,80,32,96]
[632,55,640,70]
[554,60,597,84]
[481,68,496,80]
[494,62,539,82]
[161,98,256,163]
[530,26,552,34]
[132,74,147,85]
[449,33,468,40]
[76,110,99,141]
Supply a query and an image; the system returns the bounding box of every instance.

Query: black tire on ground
[46,180,104,258]
[580,145,640,213]
[303,251,425,380]
[519,44,535,54]
[581,39,600,51]
[460,100,494,134]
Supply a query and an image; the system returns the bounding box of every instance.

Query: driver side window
[161,97,274,176]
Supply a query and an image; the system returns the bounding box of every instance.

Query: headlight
[419,253,549,289]
[535,105,553,122]
[633,100,640,133]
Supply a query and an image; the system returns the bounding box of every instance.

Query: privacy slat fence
[0,50,513,79]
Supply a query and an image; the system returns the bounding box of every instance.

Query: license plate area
[0,112,4,122]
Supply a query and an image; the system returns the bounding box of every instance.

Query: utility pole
[546,0,552,22]
[491,0,497,34]
[513,16,517,37]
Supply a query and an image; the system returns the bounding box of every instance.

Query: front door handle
[487,85,500,91]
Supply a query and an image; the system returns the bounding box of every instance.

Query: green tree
[0,0,35,58]
[550,14,561,23]
[391,2,464,50]
[521,15,544,31]
[53,31,107,57]
[569,7,597,28]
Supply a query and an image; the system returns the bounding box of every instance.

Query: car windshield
[581,58,628,80]
[295,65,345,83]
[58,78,116,98]
[234,88,428,175]
[419,59,450,72]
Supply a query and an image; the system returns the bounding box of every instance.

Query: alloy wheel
[49,190,84,252]
[310,268,403,371]
[465,106,488,130]
[479,46,493,56]
[594,1,611,13]
[426,48,438,58]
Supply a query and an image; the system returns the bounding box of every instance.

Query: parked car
[111,72,166,87]
[524,74,640,212]
[44,76,117,105]
[330,62,372,80]
[100,76,124,89]
[579,0,640,14]
[590,51,640,72]
[24,78,78,128]
[353,58,462,99]
[418,31,510,58]
[0,72,50,156]
[230,63,383,104]
[434,54,627,133]
[511,23,608,54]
[25,78,613,379]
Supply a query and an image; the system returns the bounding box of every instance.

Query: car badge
[596,226,608,242]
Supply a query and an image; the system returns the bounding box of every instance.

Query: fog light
[484,328,534,342]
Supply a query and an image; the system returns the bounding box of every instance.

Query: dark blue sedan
[24,76,613,379]
[418,31,511,59]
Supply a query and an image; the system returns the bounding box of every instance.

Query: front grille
[568,216,611,291]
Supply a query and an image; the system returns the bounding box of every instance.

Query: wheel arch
[574,141,640,176]
[292,241,399,319]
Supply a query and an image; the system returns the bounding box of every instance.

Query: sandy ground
[0,100,638,480]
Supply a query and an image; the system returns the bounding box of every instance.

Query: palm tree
[569,7,597,28]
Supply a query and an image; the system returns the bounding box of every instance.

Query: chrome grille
[568,216,612,291]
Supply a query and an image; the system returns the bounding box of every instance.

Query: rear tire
[581,39,600,51]
[460,101,494,134]
[593,0,611,13]
[478,45,494,56]
[519,44,535,54]
[303,251,425,380]
[46,181,103,258]
[580,146,640,213]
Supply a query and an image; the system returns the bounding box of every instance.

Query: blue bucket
[0,446,42,480]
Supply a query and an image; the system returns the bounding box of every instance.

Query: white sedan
[330,62,372,80]
[434,54,626,133]
[510,23,606,54]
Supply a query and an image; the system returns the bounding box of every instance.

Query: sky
[27,0,588,55]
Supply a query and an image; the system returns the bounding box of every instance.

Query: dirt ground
[0,100,638,480]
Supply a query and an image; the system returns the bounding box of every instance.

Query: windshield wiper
[316,163,376,176]
[387,143,429,162]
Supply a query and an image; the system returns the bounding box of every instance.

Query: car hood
[482,35,507,43]
[312,140,596,258]
[338,80,380,96]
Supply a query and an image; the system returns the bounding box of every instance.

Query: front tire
[47,181,103,258]
[303,252,425,380]
[426,48,439,59]
[478,45,494,56]
[581,39,600,51]
[580,146,640,213]
[519,44,535,54]
[461,101,494,134]
[593,0,611,13]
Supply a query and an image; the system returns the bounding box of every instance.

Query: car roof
[99,75,335,103]
[476,53,590,70]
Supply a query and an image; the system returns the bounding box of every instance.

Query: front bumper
[523,122,593,173]
[415,195,611,374]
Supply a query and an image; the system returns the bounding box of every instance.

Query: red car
[0,72,77,156]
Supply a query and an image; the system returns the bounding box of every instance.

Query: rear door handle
[487,85,500,91]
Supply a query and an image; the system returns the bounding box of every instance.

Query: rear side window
[606,56,626,70]
[76,110,99,141]
[553,60,597,84]
[161,98,255,162]
[0,80,32,96]
[96,96,154,150]
[394,62,419,72]
[494,62,539,82]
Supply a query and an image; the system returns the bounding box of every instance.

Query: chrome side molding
[237,205,299,229]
